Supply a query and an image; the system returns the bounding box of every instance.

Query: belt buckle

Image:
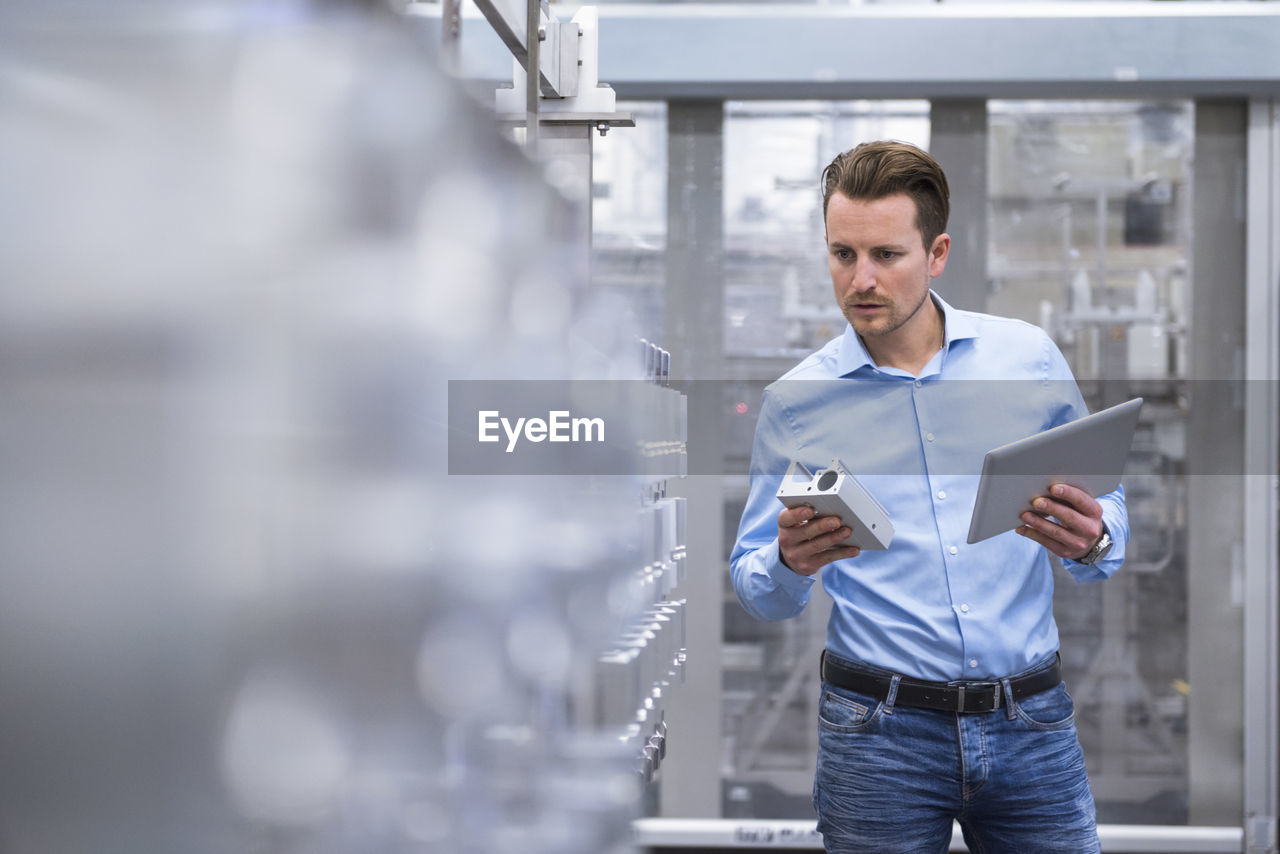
[948,680,1000,713]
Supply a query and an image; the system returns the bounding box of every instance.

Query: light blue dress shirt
[730,293,1128,682]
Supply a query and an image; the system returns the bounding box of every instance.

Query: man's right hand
[777,505,861,576]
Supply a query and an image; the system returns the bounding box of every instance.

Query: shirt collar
[835,290,979,377]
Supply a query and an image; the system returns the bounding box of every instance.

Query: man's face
[825,192,949,346]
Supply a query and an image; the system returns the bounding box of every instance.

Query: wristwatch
[1078,526,1113,566]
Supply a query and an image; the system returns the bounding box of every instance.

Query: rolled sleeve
[731,536,816,621]
[729,388,817,621]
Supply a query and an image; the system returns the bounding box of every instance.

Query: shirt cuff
[762,539,819,594]
[1063,522,1124,582]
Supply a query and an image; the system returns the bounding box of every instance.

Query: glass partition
[592,101,667,340]
[988,100,1205,824]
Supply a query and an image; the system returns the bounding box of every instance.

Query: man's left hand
[1016,482,1104,562]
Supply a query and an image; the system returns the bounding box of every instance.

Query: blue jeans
[813,653,1099,854]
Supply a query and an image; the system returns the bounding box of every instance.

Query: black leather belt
[820,651,1061,714]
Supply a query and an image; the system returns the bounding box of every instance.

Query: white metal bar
[632,818,1245,852]
[599,2,1280,22]
[496,112,634,127]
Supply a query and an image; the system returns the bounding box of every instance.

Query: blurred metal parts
[0,3,663,853]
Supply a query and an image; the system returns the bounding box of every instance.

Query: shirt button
[926,432,935,442]
[969,659,979,668]
[949,546,958,555]
[960,604,970,613]
[914,380,922,388]
[937,490,947,500]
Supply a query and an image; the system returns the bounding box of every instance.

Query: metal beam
[600,3,1280,100]
[658,100,725,820]
[632,818,1245,852]
[468,0,531,67]
[421,3,1280,100]
[1187,98,1248,827]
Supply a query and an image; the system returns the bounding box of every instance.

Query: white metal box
[775,459,893,550]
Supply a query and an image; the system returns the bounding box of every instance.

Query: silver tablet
[966,397,1143,544]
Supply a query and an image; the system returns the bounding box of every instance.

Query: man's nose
[850,259,876,292]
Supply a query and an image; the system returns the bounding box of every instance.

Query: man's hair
[821,141,950,249]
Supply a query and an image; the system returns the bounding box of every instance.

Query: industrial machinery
[0,3,684,852]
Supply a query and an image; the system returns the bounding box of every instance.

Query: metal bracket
[470,0,576,97]
[1246,815,1277,854]
[496,7,616,111]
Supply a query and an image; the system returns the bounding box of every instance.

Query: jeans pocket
[1013,682,1076,731]
[818,687,881,733]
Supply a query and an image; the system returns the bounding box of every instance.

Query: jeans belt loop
[884,674,901,715]
[955,684,965,713]
[1001,677,1017,720]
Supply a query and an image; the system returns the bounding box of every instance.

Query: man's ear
[928,233,950,277]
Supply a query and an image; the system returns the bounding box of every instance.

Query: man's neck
[862,299,945,376]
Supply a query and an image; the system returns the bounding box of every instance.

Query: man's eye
[878,250,897,260]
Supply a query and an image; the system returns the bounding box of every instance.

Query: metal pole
[441,0,461,75]
[929,99,989,313]
[1096,189,1108,305]
[1187,98,1248,825]
[538,123,593,288]
[1243,96,1280,854]
[658,100,725,820]
[525,0,540,153]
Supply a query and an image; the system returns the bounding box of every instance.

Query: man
[730,140,1126,854]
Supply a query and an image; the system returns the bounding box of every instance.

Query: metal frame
[1244,97,1280,854]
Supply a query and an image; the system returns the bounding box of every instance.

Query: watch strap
[1079,525,1113,566]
